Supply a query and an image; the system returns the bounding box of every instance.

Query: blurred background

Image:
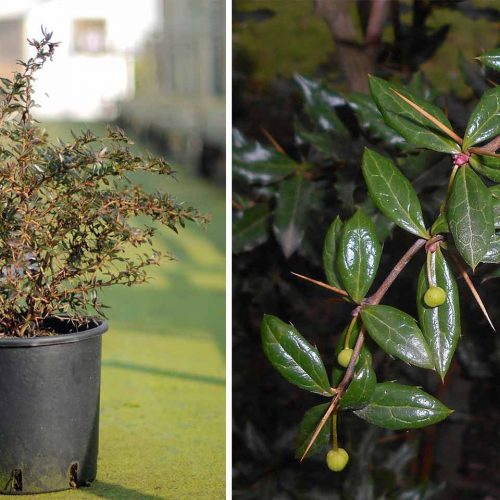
[233,1,499,499]
[0,0,225,180]
[0,1,225,498]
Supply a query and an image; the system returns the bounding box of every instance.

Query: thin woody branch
[365,238,427,306]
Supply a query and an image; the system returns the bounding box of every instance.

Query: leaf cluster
[243,48,500,463]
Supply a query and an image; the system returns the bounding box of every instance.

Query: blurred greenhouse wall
[0,0,225,181]
[119,0,226,181]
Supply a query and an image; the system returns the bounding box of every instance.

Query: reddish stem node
[452,152,470,166]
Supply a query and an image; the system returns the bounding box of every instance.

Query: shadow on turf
[103,360,225,386]
[83,481,164,499]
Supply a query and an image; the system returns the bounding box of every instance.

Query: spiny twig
[300,238,427,460]
[391,89,463,145]
[449,253,495,331]
[291,272,349,297]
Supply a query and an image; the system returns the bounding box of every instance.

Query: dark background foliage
[232,1,500,498]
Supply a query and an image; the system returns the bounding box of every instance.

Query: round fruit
[326,448,349,471]
[424,286,446,307]
[337,348,353,368]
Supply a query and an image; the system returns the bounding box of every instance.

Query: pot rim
[0,317,108,348]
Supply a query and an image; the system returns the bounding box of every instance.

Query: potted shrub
[0,31,206,494]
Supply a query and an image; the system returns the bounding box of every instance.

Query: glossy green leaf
[360,305,434,370]
[463,87,500,150]
[362,149,429,238]
[354,382,452,430]
[348,92,407,148]
[322,217,344,288]
[294,74,349,135]
[294,403,331,459]
[295,120,334,155]
[261,315,333,396]
[417,248,461,380]
[476,48,500,71]
[273,174,313,258]
[369,75,461,154]
[483,233,500,264]
[491,185,500,200]
[490,187,500,229]
[447,166,495,269]
[233,204,271,253]
[470,153,500,183]
[431,212,450,235]
[337,209,381,303]
[494,206,500,230]
[233,129,297,184]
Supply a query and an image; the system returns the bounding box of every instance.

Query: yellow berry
[326,448,349,471]
[337,348,353,368]
[424,286,446,307]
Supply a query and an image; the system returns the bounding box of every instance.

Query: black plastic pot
[0,318,107,495]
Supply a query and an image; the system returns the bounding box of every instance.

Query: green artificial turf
[19,123,226,499]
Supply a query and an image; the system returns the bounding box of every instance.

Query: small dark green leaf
[448,166,495,269]
[233,204,271,253]
[322,216,343,288]
[294,403,331,459]
[337,209,381,303]
[232,129,297,184]
[463,87,500,150]
[295,120,335,155]
[354,382,452,429]
[483,233,500,264]
[470,153,500,183]
[362,149,429,238]
[360,305,434,370]
[261,315,333,396]
[348,92,407,148]
[273,174,313,258]
[369,75,461,154]
[417,248,461,379]
[294,74,349,135]
[476,48,500,71]
[431,212,450,235]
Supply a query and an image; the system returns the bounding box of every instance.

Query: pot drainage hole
[69,462,78,489]
[12,469,22,492]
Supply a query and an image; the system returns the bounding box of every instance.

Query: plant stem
[332,412,338,450]
[300,237,427,461]
[300,327,365,461]
[426,250,434,287]
[365,238,427,306]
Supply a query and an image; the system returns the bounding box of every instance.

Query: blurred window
[73,19,107,54]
